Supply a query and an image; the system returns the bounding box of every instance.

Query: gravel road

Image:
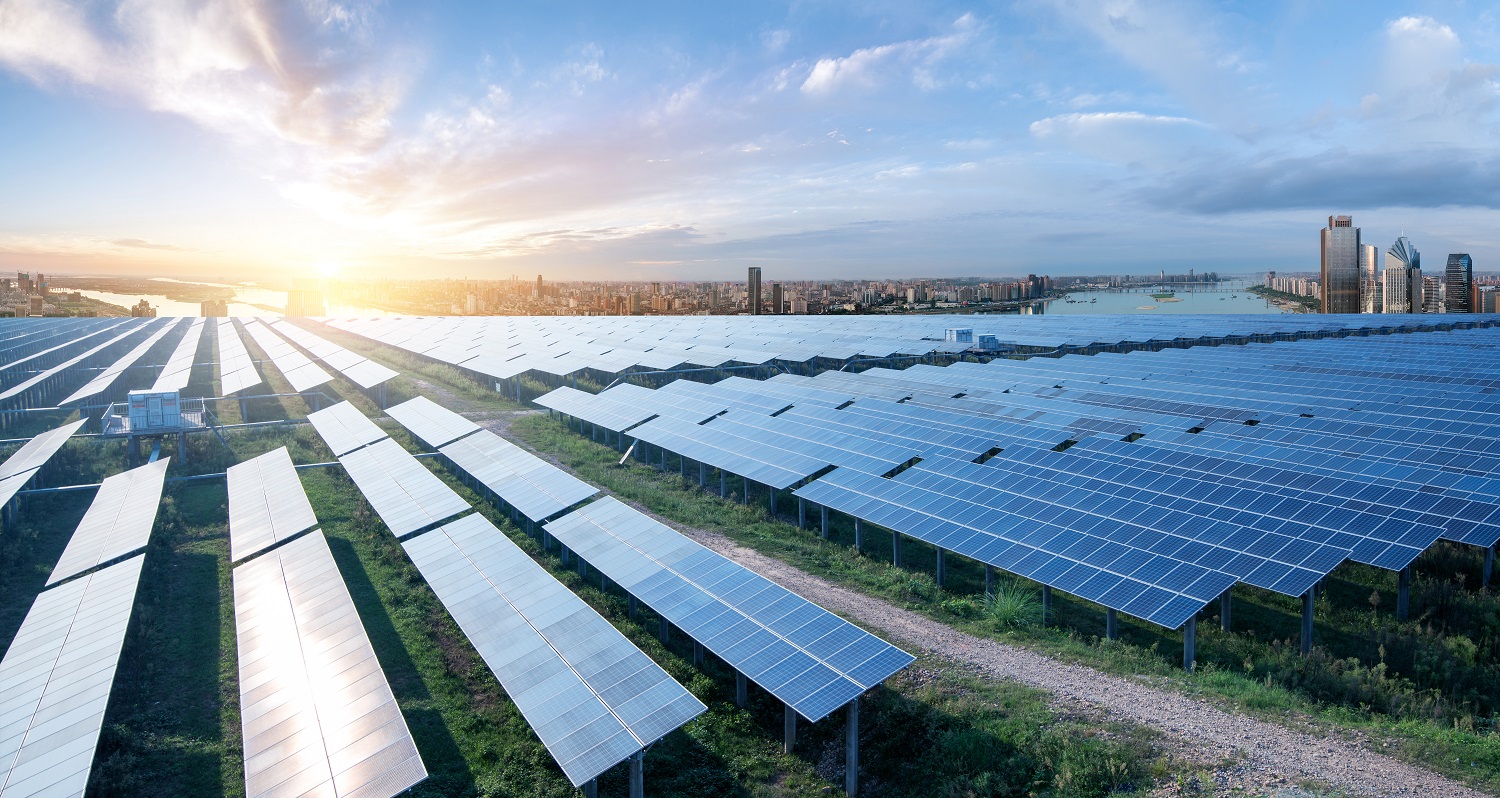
[483,414,1493,798]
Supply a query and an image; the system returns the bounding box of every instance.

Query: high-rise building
[747,267,762,315]
[771,283,783,315]
[1383,235,1421,313]
[1320,215,1361,313]
[1423,275,1442,313]
[1360,244,1379,313]
[1446,254,1474,313]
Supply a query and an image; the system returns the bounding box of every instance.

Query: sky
[1,1,1498,283]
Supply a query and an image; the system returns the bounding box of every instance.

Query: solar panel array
[545,497,913,722]
[61,319,180,405]
[439,432,598,523]
[48,458,169,586]
[324,313,1490,385]
[0,320,153,407]
[0,419,85,506]
[217,320,264,396]
[542,326,1500,631]
[307,400,389,457]
[403,513,706,786]
[226,446,318,562]
[233,531,427,798]
[0,555,144,798]
[339,438,470,536]
[270,320,398,390]
[385,396,481,448]
[243,320,333,393]
[149,318,207,393]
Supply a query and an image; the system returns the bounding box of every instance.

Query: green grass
[510,411,1500,794]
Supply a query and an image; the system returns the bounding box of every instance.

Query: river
[1045,280,1285,315]
[76,287,394,317]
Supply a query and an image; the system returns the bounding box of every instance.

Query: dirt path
[482,414,1492,798]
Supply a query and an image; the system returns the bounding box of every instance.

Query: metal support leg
[1220,590,1232,632]
[699,461,706,487]
[1397,566,1411,620]
[853,518,862,551]
[845,698,859,797]
[693,641,704,667]
[1041,585,1052,626]
[783,703,796,754]
[720,470,726,497]
[985,565,995,598]
[1106,608,1118,640]
[821,507,829,539]
[1301,590,1315,655]
[1486,544,1496,588]
[629,751,643,798]
[769,487,777,516]
[1183,616,1197,671]
[892,532,902,567]
[743,476,750,504]
[629,595,638,619]
[935,549,945,588]
[584,779,597,798]
[659,617,669,645]
[798,498,805,529]
[735,671,747,708]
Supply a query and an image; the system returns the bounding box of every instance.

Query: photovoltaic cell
[402,513,705,786]
[544,497,913,721]
[47,459,169,586]
[437,431,598,522]
[227,447,318,562]
[385,396,481,448]
[307,400,389,457]
[338,438,469,536]
[0,555,144,798]
[233,531,427,798]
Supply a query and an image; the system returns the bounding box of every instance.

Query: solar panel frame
[437,431,598,522]
[226,446,318,562]
[385,396,482,448]
[307,400,389,457]
[338,438,470,536]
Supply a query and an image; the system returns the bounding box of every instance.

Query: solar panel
[385,396,481,448]
[307,400,388,457]
[0,419,85,481]
[233,531,427,798]
[270,320,398,389]
[47,459,169,586]
[60,319,178,405]
[0,554,144,798]
[217,321,264,397]
[339,438,469,536]
[402,513,706,786]
[545,497,914,721]
[244,321,333,393]
[0,322,147,406]
[226,447,318,562]
[150,318,206,394]
[437,431,598,522]
[0,470,38,509]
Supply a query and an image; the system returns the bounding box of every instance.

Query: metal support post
[1301,590,1315,655]
[659,617,669,645]
[798,498,805,528]
[629,595,638,619]
[845,698,859,797]
[769,487,777,517]
[935,549,946,588]
[1106,608,1118,640]
[583,779,597,798]
[820,506,829,539]
[577,558,586,579]
[892,531,902,567]
[852,518,862,551]
[783,703,796,754]
[629,751,644,798]
[699,461,706,487]
[1041,585,1052,626]
[984,565,995,598]
[1486,543,1496,588]
[1183,616,1197,671]
[720,470,726,497]
[1397,566,1411,620]
[1220,590,1232,632]
[743,476,750,504]
[692,641,704,667]
[735,671,747,708]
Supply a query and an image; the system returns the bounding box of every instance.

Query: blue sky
[0,1,1498,281]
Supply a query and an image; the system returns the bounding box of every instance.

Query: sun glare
[314,261,342,277]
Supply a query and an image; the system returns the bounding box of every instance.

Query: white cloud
[800,13,979,96]
[1030,111,1204,138]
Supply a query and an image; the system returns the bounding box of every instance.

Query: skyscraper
[1360,243,1379,313]
[771,283,783,315]
[1320,215,1361,313]
[1446,254,1474,313]
[747,267,762,315]
[1383,235,1421,314]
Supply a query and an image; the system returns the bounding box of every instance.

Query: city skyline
[3,3,1500,282]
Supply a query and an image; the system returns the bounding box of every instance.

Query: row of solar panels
[306,397,911,786]
[317,312,1487,385]
[270,319,398,390]
[217,319,265,397]
[537,327,1500,632]
[0,319,161,408]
